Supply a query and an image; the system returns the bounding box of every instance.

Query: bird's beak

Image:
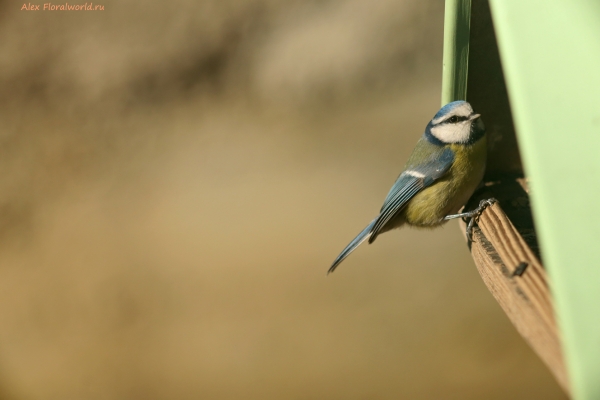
[469,113,481,120]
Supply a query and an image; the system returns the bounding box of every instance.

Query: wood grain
[462,201,570,394]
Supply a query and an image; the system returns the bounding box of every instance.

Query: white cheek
[430,123,470,143]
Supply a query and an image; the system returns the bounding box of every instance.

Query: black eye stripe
[443,115,469,124]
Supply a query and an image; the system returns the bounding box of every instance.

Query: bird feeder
[443,1,600,398]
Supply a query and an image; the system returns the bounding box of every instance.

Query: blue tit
[329,100,488,273]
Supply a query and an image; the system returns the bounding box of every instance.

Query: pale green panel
[441,0,471,105]
[489,1,600,399]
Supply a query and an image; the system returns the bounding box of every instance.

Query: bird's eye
[448,116,459,123]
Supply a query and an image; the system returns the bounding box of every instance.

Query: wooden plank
[462,181,569,394]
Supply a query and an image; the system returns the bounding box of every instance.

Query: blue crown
[434,100,469,119]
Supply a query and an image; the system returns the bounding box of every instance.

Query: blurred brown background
[0,1,566,399]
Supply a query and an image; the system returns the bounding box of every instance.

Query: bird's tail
[328,218,377,274]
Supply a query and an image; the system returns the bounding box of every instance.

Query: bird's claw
[462,198,497,242]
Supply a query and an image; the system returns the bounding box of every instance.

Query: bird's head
[427,101,485,145]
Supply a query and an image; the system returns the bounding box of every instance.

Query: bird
[329,100,495,273]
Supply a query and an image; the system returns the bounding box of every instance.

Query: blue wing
[328,146,454,273]
[368,147,454,242]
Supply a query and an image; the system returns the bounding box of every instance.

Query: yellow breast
[403,137,487,227]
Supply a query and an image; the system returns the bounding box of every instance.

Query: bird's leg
[444,198,498,241]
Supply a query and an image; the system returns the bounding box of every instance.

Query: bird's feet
[444,198,498,242]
